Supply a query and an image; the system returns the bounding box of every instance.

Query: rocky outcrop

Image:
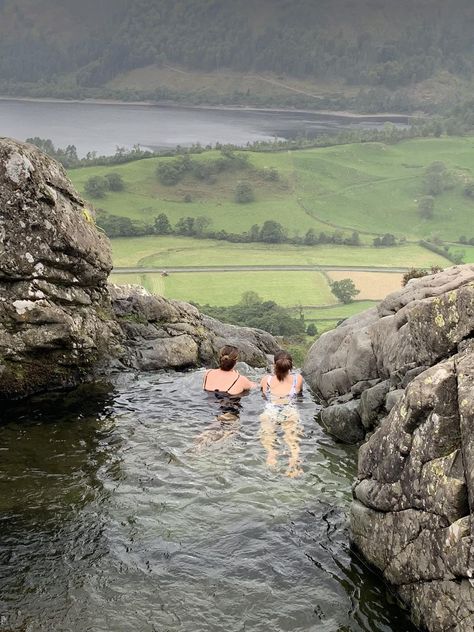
[0,138,278,399]
[304,266,474,631]
[0,137,121,398]
[110,283,278,370]
[303,265,474,442]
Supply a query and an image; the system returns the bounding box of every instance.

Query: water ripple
[0,371,417,632]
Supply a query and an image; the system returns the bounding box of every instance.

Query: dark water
[0,370,417,632]
[0,99,409,157]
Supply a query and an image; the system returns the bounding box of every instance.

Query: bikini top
[203,370,241,395]
[266,374,299,399]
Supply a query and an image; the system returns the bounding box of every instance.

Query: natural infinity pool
[0,370,416,632]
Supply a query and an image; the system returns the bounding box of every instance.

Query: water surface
[0,99,409,156]
[0,370,417,631]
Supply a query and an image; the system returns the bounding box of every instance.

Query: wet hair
[219,345,239,371]
[274,350,293,381]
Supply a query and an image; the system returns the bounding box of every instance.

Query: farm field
[110,236,448,269]
[327,270,403,300]
[447,243,474,263]
[109,270,336,307]
[70,137,474,243]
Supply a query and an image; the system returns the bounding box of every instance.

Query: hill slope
[2,0,474,109]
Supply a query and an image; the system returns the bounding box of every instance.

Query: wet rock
[385,389,404,412]
[359,379,390,430]
[319,399,364,444]
[351,347,474,631]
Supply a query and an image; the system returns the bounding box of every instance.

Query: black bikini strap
[226,372,240,393]
[203,370,210,389]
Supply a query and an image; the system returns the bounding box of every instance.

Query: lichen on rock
[303,265,474,631]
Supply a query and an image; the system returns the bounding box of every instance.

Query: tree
[422,162,452,196]
[235,181,255,203]
[175,216,195,236]
[154,213,172,235]
[240,291,261,306]
[104,172,124,191]
[260,220,286,243]
[418,196,435,219]
[194,215,211,236]
[84,175,108,198]
[304,228,319,245]
[306,323,318,336]
[330,279,360,304]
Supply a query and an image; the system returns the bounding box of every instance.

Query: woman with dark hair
[193,346,257,451]
[259,350,303,477]
[259,350,303,402]
[203,345,256,396]
[202,345,256,423]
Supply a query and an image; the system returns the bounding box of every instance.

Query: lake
[0,98,409,156]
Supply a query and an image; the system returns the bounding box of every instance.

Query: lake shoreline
[0,94,414,122]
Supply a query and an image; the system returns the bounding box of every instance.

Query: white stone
[5,152,34,185]
[12,300,36,315]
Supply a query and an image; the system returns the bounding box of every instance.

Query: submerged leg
[260,412,278,469]
[281,410,303,478]
[192,418,240,452]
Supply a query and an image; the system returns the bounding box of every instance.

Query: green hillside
[2,0,474,111]
[69,138,474,243]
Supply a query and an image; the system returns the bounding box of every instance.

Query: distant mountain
[1,0,474,104]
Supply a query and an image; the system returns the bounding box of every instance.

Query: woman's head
[219,345,239,371]
[274,350,293,381]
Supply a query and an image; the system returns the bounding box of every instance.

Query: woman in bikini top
[203,345,256,421]
[260,350,303,406]
[203,345,256,396]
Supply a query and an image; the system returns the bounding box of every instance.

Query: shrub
[104,172,124,191]
[235,181,255,203]
[330,279,360,304]
[402,266,443,287]
[84,175,108,198]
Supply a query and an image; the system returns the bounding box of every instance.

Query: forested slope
[2,0,474,107]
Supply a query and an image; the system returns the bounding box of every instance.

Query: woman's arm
[296,374,304,393]
[240,376,258,390]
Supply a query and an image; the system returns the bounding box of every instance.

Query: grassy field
[110,270,336,307]
[447,243,474,263]
[110,235,448,268]
[70,137,474,243]
[70,139,471,336]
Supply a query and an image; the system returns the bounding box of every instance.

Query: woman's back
[204,368,254,396]
[260,350,303,405]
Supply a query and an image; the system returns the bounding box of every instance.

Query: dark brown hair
[219,345,239,371]
[274,350,293,381]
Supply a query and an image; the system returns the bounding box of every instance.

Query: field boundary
[112,264,411,274]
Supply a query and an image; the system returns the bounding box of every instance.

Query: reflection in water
[0,371,418,632]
